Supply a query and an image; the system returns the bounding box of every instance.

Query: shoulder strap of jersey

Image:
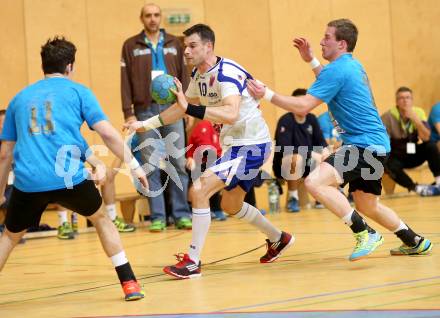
[217,59,254,93]
[190,67,198,79]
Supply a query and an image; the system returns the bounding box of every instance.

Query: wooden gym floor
[0,194,439,318]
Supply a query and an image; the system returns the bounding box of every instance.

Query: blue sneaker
[287,197,300,213]
[390,238,433,255]
[419,185,440,197]
[349,230,384,261]
[213,210,226,221]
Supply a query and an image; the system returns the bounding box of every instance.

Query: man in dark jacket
[273,88,329,212]
[121,3,191,232]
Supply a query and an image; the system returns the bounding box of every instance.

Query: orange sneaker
[121,280,145,301]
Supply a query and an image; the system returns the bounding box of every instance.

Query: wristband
[142,115,163,130]
[309,57,320,69]
[185,103,206,119]
[158,115,165,125]
[263,88,275,102]
[128,158,141,170]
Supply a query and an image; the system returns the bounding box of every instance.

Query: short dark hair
[292,88,307,97]
[328,19,358,52]
[0,109,5,116]
[396,86,413,96]
[183,24,215,47]
[40,36,76,74]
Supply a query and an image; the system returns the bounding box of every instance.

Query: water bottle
[268,180,280,214]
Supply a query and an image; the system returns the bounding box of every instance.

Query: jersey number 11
[29,101,55,135]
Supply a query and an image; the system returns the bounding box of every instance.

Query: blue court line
[83,309,440,318]
[218,275,440,312]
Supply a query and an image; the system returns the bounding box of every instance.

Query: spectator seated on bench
[382,163,432,195]
[381,87,440,196]
[273,89,330,212]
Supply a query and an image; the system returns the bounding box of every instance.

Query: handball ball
[151,74,177,105]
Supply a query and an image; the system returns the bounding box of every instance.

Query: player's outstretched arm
[247,79,322,116]
[293,37,322,77]
[92,120,148,189]
[122,101,187,134]
[123,74,241,133]
[85,153,107,186]
[0,141,14,202]
[171,78,240,125]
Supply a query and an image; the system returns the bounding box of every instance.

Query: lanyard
[145,32,165,71]
[400,117,412,134]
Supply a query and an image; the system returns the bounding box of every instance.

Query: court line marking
[217,275,440,312]
[3,236,438,303]
[9,231,187,262]
[79,308,440,318]
[0,244,266,305]
[268,281,440,310]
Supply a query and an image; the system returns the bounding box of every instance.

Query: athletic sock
[71,212,78,225]
[393,221,421,247]
[115,263,137,283]
[341,210,369,234]
[235,202,282,242]
[415,184,425,194]
[392,220,408,232]
[188,208,211,264]
[111,251,136,283]
[288,190,299,200]
[58,210,68,226]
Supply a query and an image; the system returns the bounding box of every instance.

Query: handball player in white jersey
[125,24,293,279]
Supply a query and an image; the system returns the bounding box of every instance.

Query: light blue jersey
[1,77,107,192]
[308,54,390,153]
[317,111,341,141]
[428,102,440,142]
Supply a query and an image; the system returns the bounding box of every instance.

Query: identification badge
[151,70,164,80]
[7,172,14,184]
[407,142,416,154]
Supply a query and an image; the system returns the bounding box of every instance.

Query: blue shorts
[211,143,271,192]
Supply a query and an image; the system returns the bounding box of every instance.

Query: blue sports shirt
[1,77,107,192]
[428,103,440,142]
[317,111,341,141]
[308,54,390,153]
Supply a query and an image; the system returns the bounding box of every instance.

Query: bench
[115,192,149,223]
